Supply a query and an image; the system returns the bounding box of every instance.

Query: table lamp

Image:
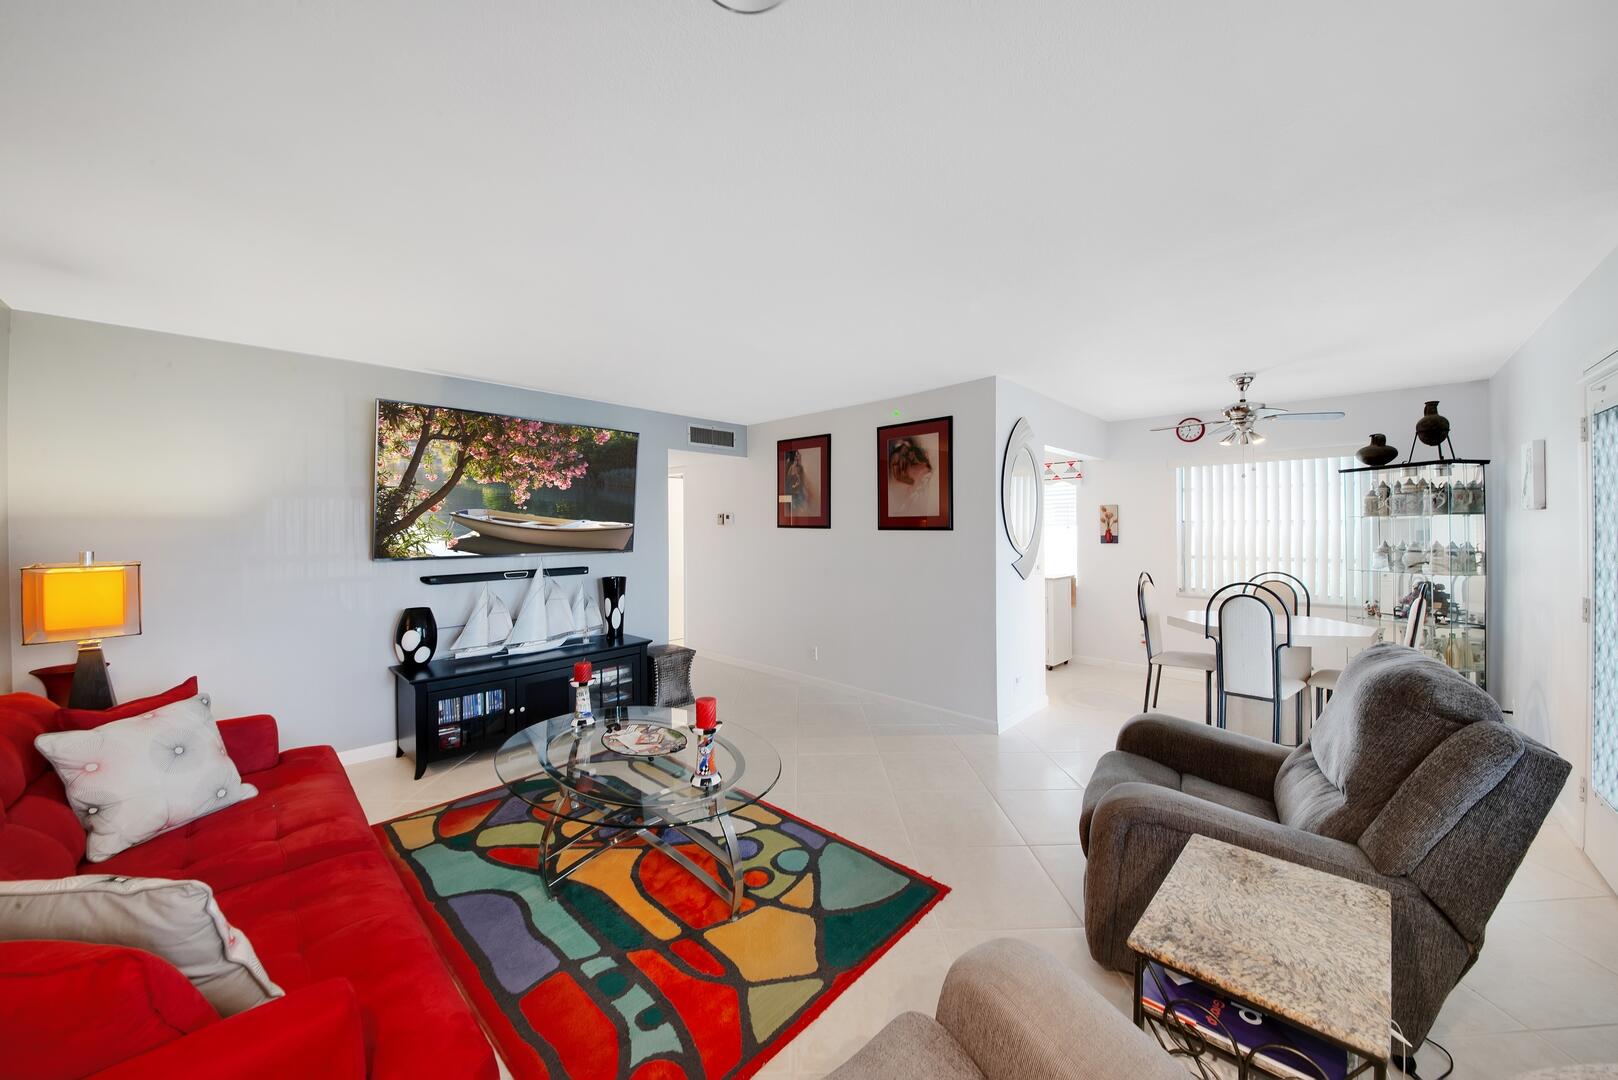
[20,551,142,709]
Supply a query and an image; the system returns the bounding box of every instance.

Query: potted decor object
[1415,401,1451,448]
[394,607,438,668]
[601,576,627,642]
[1356,434,1398,467]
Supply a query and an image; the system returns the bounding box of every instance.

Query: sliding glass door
[1589,371,1618,889]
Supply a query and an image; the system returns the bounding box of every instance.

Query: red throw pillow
[56,677,200,732]
[0,940,218,1080]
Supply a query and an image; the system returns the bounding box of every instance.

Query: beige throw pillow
[0,875,284,1015]
[33,696,258,862]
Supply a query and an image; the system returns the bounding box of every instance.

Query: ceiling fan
[1151,373,1346,446]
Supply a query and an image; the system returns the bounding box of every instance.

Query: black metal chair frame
[1137,571,1212,724]
[1205,581,1304,745]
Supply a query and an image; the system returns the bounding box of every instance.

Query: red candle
[695,696,718,729]
[573,661,592,684]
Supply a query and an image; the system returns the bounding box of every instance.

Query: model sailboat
[503,573,574,656]
[450,586,513,658]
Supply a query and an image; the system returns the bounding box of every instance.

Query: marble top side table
[1128,834,1393,1079]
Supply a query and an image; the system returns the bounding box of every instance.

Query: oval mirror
[1002,418,1043,579]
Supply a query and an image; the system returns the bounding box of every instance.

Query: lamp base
[68,643,116,710]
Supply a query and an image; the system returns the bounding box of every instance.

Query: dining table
[1168,608,1382,650]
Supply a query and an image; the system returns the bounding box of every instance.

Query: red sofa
[0,691,498,1080]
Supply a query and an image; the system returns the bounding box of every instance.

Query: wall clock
[1175,417,1206,443]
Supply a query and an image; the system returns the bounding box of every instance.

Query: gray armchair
[1081,643,1570,1051]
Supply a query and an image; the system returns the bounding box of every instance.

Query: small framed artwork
[1099,504,1120,544]
[778,434,832,528]
[877,416,953,530]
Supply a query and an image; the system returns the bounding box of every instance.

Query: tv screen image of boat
[373,399,639,560]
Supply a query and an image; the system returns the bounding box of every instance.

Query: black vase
[601,577,627,642]
[1356,433,1399,467]
[1415,401,1451,448]
[394,607,438,668]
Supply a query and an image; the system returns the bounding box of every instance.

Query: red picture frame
[778,434,832,528]
[876,416,953,530]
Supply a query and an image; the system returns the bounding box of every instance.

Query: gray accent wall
[3,312,743,752]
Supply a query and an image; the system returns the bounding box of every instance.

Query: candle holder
[571,660,595,731]
[690,696,722,790]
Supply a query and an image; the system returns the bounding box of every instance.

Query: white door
[1587,365,1618,888]
[667,472,686,643]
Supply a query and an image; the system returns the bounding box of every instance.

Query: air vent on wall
[688,425,737,448]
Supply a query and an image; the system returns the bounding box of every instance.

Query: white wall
[678,376,1109,730]
[1489,242,1618,842]
[0,299,10,692]
[993,378,1109,728]
[1076,380,1493,673]
[679,379,1001,724]
[4,313,743,751]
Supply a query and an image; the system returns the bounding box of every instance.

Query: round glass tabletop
[494,705,782,826]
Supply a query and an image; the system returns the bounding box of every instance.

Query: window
[1176,454,1353,604]
[1043,477,1078,578]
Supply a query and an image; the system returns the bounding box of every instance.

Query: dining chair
[1205,581,1309,744]
[1310,582,1433,713]
[1136,572,1214,723]
[1247,573,1315,726]
[1247,571,1312,615]
[1403,581,1433,648]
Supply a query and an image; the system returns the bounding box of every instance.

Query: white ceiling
[3,2,1617,424]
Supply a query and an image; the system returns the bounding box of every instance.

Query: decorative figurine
[572,660,595,730]
[691,696,722,790]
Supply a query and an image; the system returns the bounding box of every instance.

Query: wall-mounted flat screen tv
[373,399,639,560]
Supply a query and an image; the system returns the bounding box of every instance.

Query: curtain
[1177,454,1354,604]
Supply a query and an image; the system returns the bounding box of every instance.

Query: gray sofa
[1081,642,1570,1050]
[828,940,1617,1080]
[828,938,1185,1080]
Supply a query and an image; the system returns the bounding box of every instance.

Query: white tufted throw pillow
[34,696,259,862]
[0,875,283,1015]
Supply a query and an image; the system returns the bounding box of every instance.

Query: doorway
[668,471,686,643]
[1587,357,1618,888]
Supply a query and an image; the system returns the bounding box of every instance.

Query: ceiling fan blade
[1267,410,1347,422]
[1148,423,1187,432]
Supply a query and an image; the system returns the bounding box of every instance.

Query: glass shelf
[1340,458,1490,690]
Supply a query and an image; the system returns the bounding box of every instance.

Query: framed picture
[877,416,953,530]
[1100,504,1120,544]
[778,434,832,528]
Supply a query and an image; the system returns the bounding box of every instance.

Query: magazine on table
[1139,961,1350,1080]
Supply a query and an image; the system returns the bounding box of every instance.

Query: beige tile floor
[347,658,1618,1080]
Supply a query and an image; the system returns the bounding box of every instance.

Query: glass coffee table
[494,706,781,917]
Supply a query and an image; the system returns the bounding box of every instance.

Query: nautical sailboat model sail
[450,586,513,658]
[503,573,573,656]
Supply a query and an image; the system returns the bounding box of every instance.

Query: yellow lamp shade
[20,560,142,645]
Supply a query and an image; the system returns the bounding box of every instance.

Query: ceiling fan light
[1250,430,1266,445]
[1219,431,1237,446]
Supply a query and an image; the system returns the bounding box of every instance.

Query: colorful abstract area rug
[377,785,949,1080]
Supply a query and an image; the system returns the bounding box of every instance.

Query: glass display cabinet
[1340,459,1489,689]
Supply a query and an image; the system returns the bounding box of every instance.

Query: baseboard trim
[999,694,1049,732]
[695,650,997,733]
[337,741,396,766]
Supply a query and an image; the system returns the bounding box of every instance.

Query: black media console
[392,635,650,779]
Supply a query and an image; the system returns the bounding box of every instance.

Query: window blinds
[1043,478,1079,578]
[1176,455,1354,604]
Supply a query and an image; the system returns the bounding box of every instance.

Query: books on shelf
[1139,961,1350,1080]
